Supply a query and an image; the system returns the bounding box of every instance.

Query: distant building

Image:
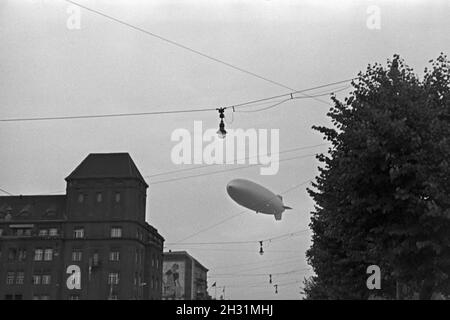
[0,153,164,300]
[162,251,210,300]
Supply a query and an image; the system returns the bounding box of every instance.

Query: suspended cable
[145,142,328,179]
[0,79,354,123]
[217,258,307,274]
[165,229,308,246]
[209,268,310,277]
[63,0,300,93]
[212,255,305,271]
[213,279,303,289]
[166,247,302,253]
[64,0,357,106]
[230,78,355,109]
[236,85,351,113]
[0,187,13,196]
[169,178,312,244]
[149,153,319,185]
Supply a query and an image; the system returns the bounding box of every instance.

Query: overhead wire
[168,178,312,244]
[235,85,351,113]
[0,79,353,123]
[212,255,305,271]
[149,153,319,185]
[0,187,13,196]
[64,0,299,93]
[145,142,328,179]
[209,268,310,277]
[165,229,309,246]
[213,258,307,274]
[63,0,354,108]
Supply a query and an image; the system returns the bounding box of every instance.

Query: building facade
[162,251,210,300]
[0,153,164,300]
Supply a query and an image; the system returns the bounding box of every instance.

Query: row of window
[5,271,120,286]
[2,248,161,269]
[73,227,122,239]
[3,247,157,263]
[77,192,121,204]
[0,228,58,238]
[71,250,120,262]
[0,226,156,244]
[3,248,54,262]
[6,272,51,285]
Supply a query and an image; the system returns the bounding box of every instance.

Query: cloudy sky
[1,0,449,299]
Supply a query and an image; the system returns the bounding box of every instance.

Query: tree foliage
[305,53,450,299]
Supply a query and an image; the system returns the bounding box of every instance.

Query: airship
[226,179,292,221]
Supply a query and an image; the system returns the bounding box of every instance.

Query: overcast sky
[1,0,449,299]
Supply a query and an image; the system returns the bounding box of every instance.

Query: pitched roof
[0,195,66,220]
[65,153,148,187]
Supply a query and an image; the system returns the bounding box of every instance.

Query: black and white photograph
[0,0,450,307]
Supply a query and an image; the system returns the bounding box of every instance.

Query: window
[96,193,103,203]
[77,193,84,203]
[72,250,82,262]
[115,192,121,203]
[44,249,53,261]
[42,275,51,285]
[13,228,29,236]
[18,249,27,261]
[108,272,119,285]
[39,229,48,236]
[16,272,24,285]
[8,248,17,261]
[6,272,14,285]
[49,228,58,236]
[92,252,100,266]
[109,251,120,262]
[32,275,41,285]
[74,228,84,239]
[110,227,122,238]
[34,249,43,261]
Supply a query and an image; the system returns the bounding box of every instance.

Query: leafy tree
[305,53,450,300]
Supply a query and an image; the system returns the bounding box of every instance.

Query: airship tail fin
[278,195,292,210]
[274,212,283,221]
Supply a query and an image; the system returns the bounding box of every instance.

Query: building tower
[0,153,164,300]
